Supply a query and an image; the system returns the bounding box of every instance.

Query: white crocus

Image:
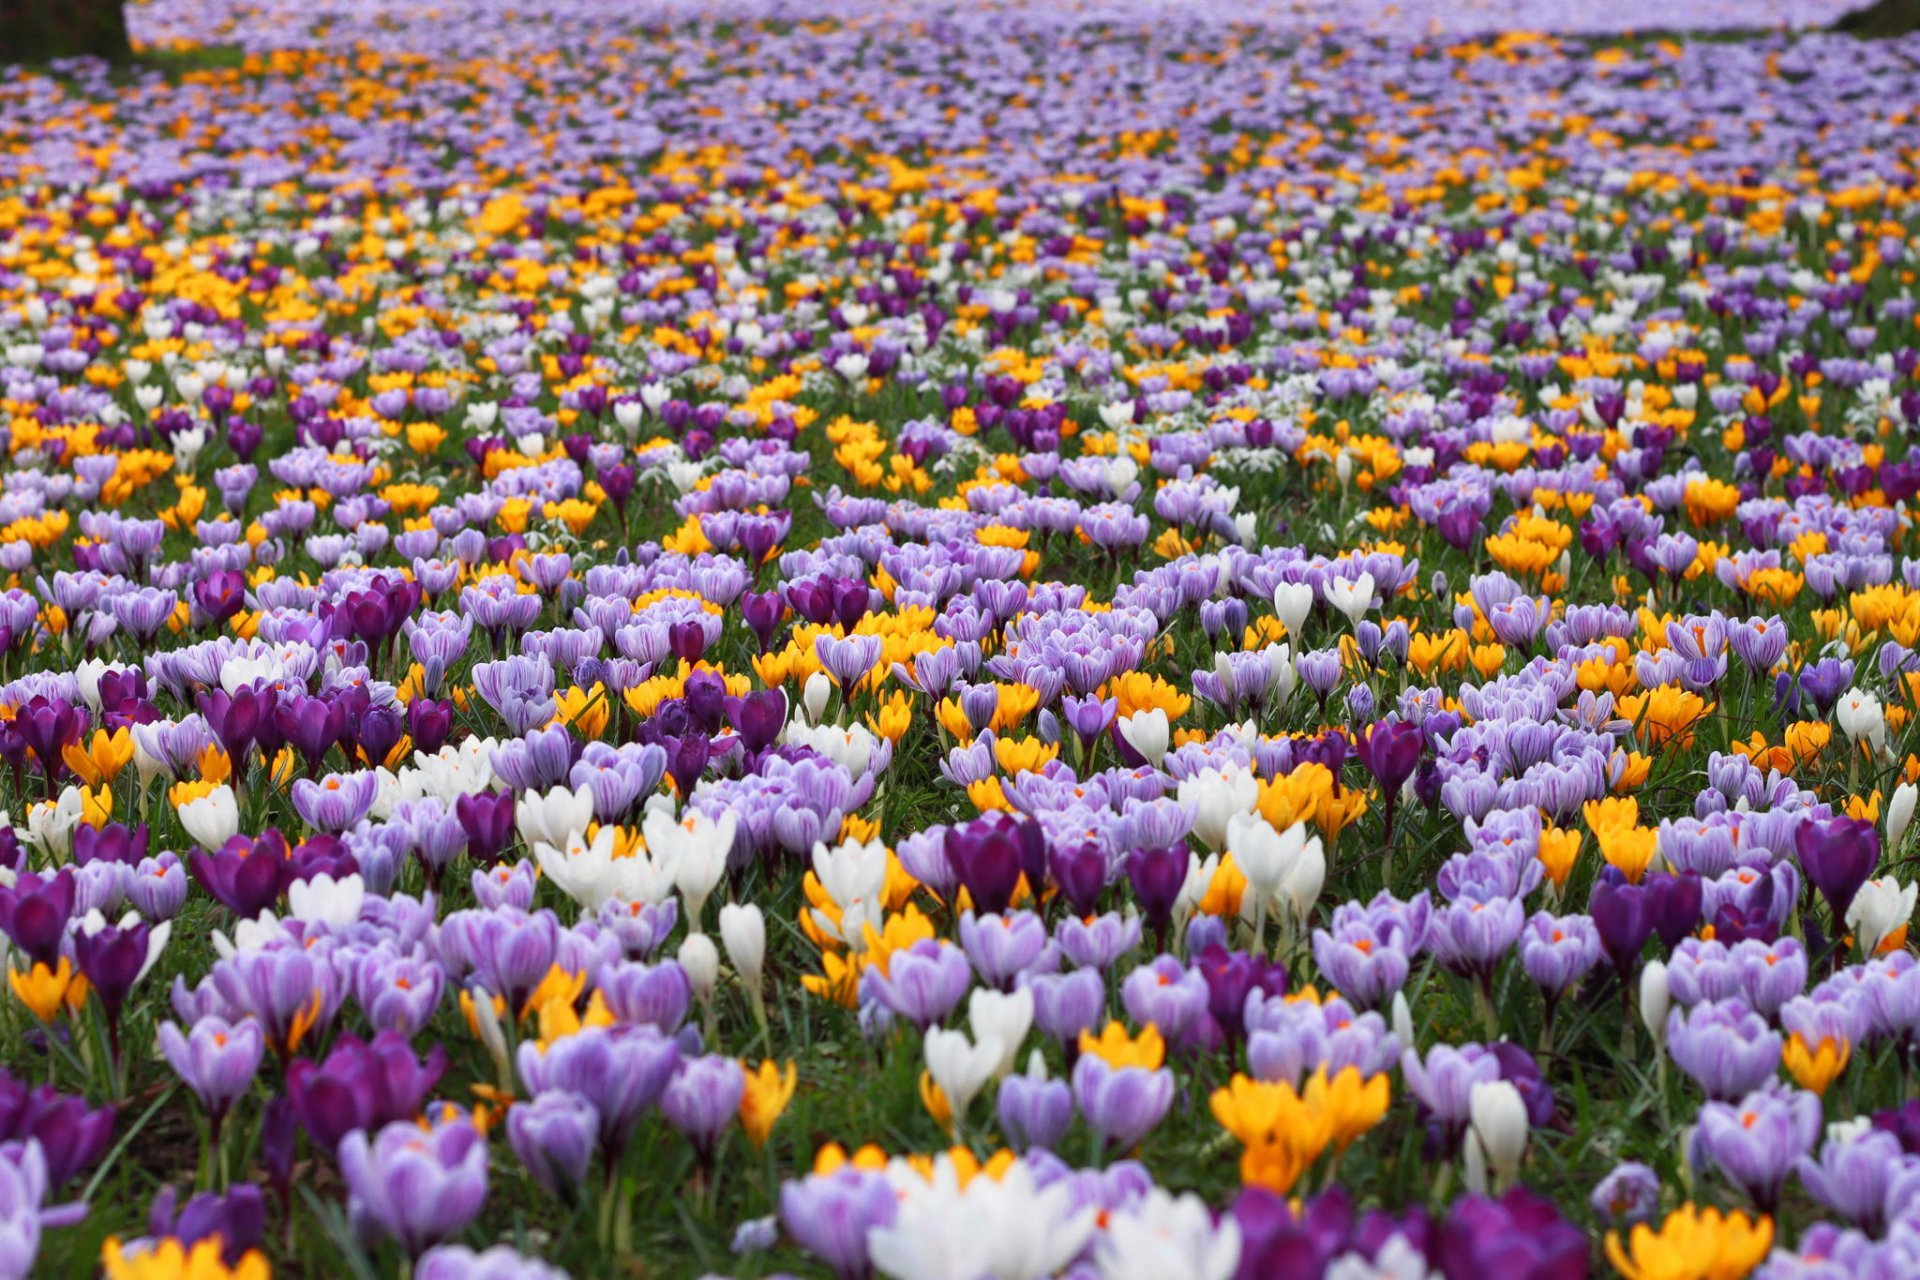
[720,902,768,1026]
[1836,687,1888,756]
[813,836,889,910]
[533,826,625,913]
[1641,959,1671,1049]
[1281,835,1326,932]
[1226,812,1307,953]
[1272,581,1314,638]
[1325,572,1375,629]
[1890,781,1917,852]
[923,1027,1001,1133]
[645,806,737,933]
[176,784,240,851]
[1468,1080,1530,1190]
[679,933,720,1007]
[1847,877,1917,957]
[286,873,365,931]
[1116,708,1170,767]
[968,987,1034,1079]
[516,782,595,852]
[869,1154,1096,1280]
[1097,1189,1241,1280]
[1176,765,1257,851]
[23,787,87,861]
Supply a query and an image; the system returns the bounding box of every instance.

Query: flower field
[2,0,1920,1275]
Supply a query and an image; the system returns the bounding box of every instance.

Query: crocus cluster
[0,0,1917,1276]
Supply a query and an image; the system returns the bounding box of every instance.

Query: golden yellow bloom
[813,1142,891,1175]
[994,736,1057,776]
[1209,1073,1315,1148]
[553,683,611,740]
[81,785,113,829]
[1107,671,1191,721]
[1469,642,1508,678]
[405,421,447,455]
[1407,628,1469,677]
[1782,1033,1850,1096]
[1606,1204,1773,1280]
[1782,720,1832,767]
[1619,684,1713,750]
[1612,750,1653,792]
[865,689,914,743]
[1312,1067,1391,1151]
[740,1059,798,1148]
[520,964,588,1024]
[1598,825,1659,884]
[1683,476,1741,527]
[919,1071,954,1135]
[1537,825,1582,891]
[1583,795,1639,834]
[10,958,79,1024]
[103,1236,271,1280]
[61,727,133,787]
[1078,1021,1165,1071]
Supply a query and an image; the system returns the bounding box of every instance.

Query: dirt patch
[1835,0,1920,36]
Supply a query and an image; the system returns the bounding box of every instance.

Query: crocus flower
[158,1017,263,1136]
[506,1091,599,1199]
[339,1116,489,1258]
[780,1164,897,1280]
[661,1054,745,1160]
[1666,1000,1784,1102]
[516,1025,680,1162]
[1691,1082,1821,1212]
[1795,815,1880,927]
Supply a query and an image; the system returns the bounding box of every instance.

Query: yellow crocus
[1078,1021,1165,1072]
[1606,1204,1773,1280]
[103,1236,271,1280]
[740,1059,798,1148]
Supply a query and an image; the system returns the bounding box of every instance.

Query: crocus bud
[1640,959,1670,1049]
[679,933,719,1003]
[1391,991,1414,1050]
[1469,1080,1530,1190]
[1890,782,1917,852]
[720,902,765,990]
[802,672,832,726]
[1272,582,1313,638]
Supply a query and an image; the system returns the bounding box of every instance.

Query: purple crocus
[661,1055,745,1160]
[0,1072,116,1192]
[1795,815,1880,927]
[0,870,75,969]
[997,1067,1074,1152]
[862,939,972,1030]
[515,1025,680,1163]
[1022,968,1106,1054]
[291,770,380,832]
[944,813,1046,916]
[958,910,1055,990]
[188,831,293,918]
[1431,1188,1587,1280]
[1666,999,1785,1101]
[779,1164,897,1280]
[1692,1082,1821,1212]
[285,1031,448,1155]
[1070,1053,1172,1152]
[1796,1128,1906,1234]
[506,1091,600,1199]
[158,1016,263,1138]
[339,1117,489,1258]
